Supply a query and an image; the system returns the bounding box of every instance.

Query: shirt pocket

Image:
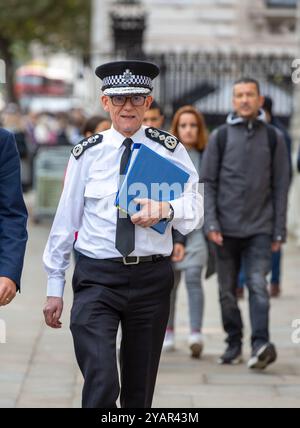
[84,167,119,221]
[84,179,118,199]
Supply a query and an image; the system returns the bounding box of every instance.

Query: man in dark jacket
[0,128,28,306]
[200,78,289,370]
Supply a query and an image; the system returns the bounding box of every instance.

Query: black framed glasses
[110,95,147,107]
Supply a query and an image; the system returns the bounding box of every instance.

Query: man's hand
[208,231,224,246]
[0,277,17,306]
[43,297,63,329]
[272,241,282,252]
[172,243,185,262]
[131,199,170,228]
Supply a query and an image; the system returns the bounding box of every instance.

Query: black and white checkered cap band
[102,73,153,90]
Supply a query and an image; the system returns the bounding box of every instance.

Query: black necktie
[115,138,135,257]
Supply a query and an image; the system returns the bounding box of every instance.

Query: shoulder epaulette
[72,133,103,160]
[145,127,179,152]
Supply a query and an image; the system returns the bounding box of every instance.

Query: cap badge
[122,69,134,84]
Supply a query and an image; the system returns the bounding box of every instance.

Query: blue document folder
[115,144,190,234]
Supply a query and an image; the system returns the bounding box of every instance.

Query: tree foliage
[0,0,91,52]
[0,0,91,101]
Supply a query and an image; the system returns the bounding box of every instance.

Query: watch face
[168,206,174,221]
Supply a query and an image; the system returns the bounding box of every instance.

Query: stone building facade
[91,0,297,56]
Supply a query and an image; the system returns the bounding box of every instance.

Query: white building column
[89,0,112,112]
[91,0,112,64]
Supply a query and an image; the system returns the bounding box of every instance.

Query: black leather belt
[105,255,167,265]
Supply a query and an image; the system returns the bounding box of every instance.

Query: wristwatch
[166,204,174,222]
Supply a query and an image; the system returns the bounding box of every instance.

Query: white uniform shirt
[43,126,203,297]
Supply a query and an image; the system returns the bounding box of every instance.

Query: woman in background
[163,105,208,359]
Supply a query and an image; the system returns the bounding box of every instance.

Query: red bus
[15,65,72,99]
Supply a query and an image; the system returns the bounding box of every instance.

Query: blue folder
[115,144,190,234]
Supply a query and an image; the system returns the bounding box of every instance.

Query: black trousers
[70,254,173,408]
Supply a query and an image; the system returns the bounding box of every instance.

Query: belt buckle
[123,256,140,265]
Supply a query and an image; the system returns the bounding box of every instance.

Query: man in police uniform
[0,128,28,306]
[43,61,202,408]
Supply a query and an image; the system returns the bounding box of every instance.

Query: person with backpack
[200,78,290,370]
[236,96,293,299]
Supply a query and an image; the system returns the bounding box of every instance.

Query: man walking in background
[201,78,289,369]
[143,100,165,129]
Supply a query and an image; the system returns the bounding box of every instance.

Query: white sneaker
[188,333,204,359]
[162,331,175,352]
[247,343,277,370]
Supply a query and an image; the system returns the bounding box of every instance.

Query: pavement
[0,195,299,408]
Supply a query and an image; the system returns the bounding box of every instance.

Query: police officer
[0,128,28,306]
[43,61,202,408]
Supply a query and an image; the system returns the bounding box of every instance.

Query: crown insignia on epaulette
[145,127,179,152]
[72,134,103,160]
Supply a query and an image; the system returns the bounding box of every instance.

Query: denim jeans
[238,249,281,288]
[216,234,271,350]
[167,266,204,333]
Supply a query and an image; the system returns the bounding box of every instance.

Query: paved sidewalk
[0,210,299,408]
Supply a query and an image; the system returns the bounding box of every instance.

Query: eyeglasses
[110,95,147,107]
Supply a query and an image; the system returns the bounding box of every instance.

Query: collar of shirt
[109,125,146,149]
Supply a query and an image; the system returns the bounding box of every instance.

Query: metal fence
[33,146,71,223]
[146,52,294,126]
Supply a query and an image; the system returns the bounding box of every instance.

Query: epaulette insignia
[145,127,179,152]
[72,134,103,160]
